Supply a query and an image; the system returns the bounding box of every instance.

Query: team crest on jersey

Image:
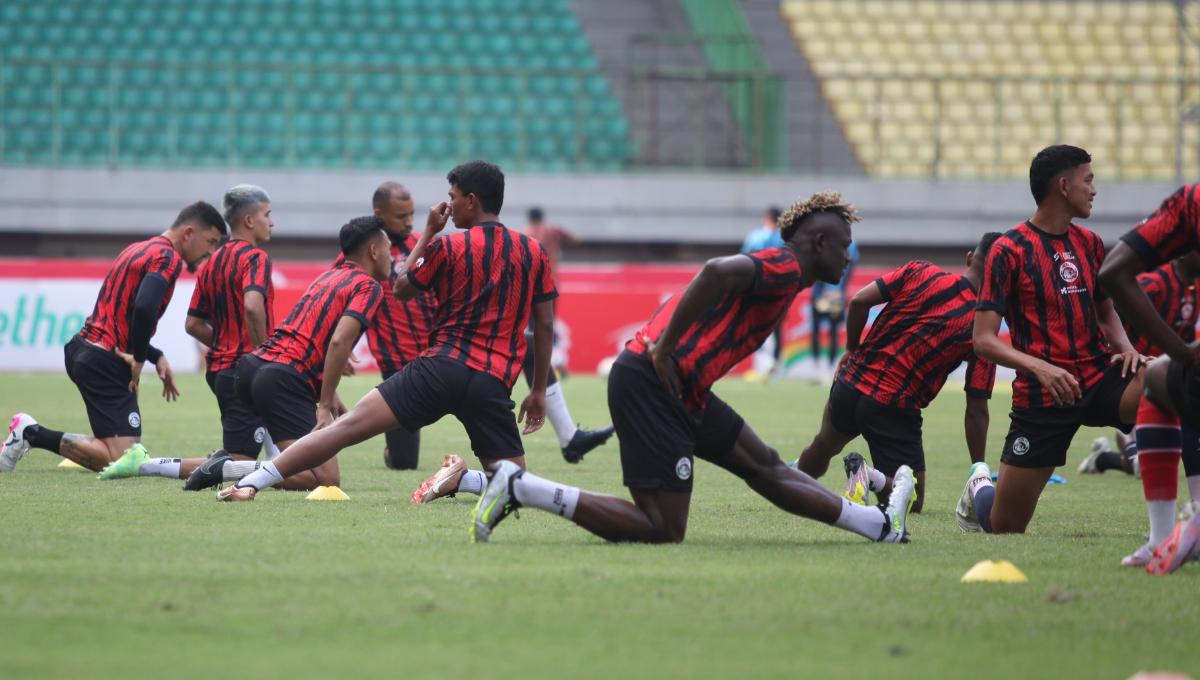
[128,411,141,428]
[254,427,266,444]
[1058,261,1080,284]
[675,457,692,480]
[1012,436,1030,456]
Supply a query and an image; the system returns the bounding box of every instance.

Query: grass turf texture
[1,372,1196,678]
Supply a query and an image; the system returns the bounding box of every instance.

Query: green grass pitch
[0,372,1196,678]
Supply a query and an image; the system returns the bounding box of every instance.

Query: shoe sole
[1148,521,1200,575]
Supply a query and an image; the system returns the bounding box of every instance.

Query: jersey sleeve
[241,250,271,296]
[964,354,996,399]
[749,249,803,295]
[148,245,183,283]
[406,238,446,291]
[1120,185,1199,268]
[875,260,926,301]
[342,277,383,328]
[532,247,558,304]
[977,240,1015,315]
[187,276,208,319]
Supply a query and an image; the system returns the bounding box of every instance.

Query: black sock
[973,485,996,533]
[1095,451,1124,473]
[25,424,64,454]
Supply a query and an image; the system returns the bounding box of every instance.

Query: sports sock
[223,460,260,481]
[262,431,280,460]
[138,458,180,478]
[236,461,283,490]
[1095,451,1125,473]
[545,383,577,448]
[968,475,996,533]
[511,470,580,518]
[24,424,64,454]
[833,498,887,540]
[457,469,486,495]
[1135,396,1182,546]
[867,467,887,492]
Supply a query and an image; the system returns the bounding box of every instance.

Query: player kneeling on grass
[794,233,999,514]
[1099,184,1200,574]
[472,192,917,545]
[97,184,281,485]
[214,160,557,503]
[1,202,225,473]
[178,217,387,493]
[958,145,1145,536]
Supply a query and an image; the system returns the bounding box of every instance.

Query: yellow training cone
[306,485,350,501]
[961,560,1028,583]
[57,458,87,470]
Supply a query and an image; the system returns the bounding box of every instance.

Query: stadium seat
[783,0,1200,179]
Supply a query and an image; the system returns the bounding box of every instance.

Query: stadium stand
[0,0,631,171]
[782,0,1200,179]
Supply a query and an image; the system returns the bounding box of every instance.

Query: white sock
[139,458,181,479]
[1148,499,1177,545]
[833,498,887,540]
[262,431,280,460]
[545,383,577,448]
[1189,475,1200,503]
[238,461,283,490]
[512,470,580,519]
[867,467,887,492]
[457,469,486,496]
[223,460,260,481]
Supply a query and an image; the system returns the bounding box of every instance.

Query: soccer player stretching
[472,192,917,545]
[958,145,1144,535]
[97,185,280,485]
[1099,183,1200,573]
[795,233,999,513]
[1,203,226,472]
[215,161,555,502]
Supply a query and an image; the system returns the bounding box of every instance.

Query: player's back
[255,260,382,389]
[367,234,436,373]
[409,222,556,388]
[80,235,183,352]
[1127,262,1197,355]
[191,239,274,373]
[841,260,980,409]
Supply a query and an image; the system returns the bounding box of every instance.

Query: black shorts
[63,336,141,438]
[376,356,523,459]
[608,350,745,493]
[234,355,316,443]
[206,368,266,457]
[1001,363,1135,469]
[1166,360,1200,431]
[827,380,925,475]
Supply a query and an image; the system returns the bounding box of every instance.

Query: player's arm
[1099,242,1194,364]
[518,299,554,434]
[1094,296,1143,377]
[973,310,1082,406]
[184,315,214,346]
[395,202,450,301]
[315,316,363,430]
[843,281,885,352]
[243,290,268,347]
[650,254,757,395]
[964,397,989,464]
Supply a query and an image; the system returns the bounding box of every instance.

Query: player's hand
[518,390,547,435]
[1031,361,1081,406]
[333,394,348,418]
[1109,350,1146,378]
[314,403,337,430]
[647,343,683,398]
[116,351,142,395]
[426,202,451,234]
[156,356,180,402]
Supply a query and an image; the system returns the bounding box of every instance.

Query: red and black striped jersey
[1126,261,1198,356]
[978,221,1111,409]
[254,260,383,393]
[78,235,183,353]
[626,247,804,411]
[367,234,437,374]
[839,260,996,410]
[1120,184,1200,267]
[406,222,557,389]
[187,239,274,374]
